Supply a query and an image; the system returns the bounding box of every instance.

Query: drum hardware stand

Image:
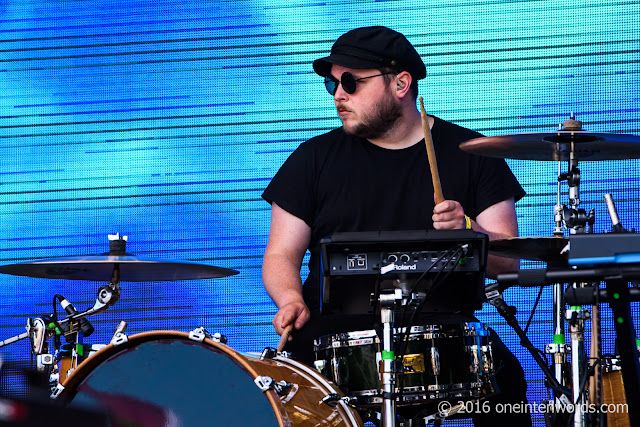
[564,277,640,425]
[0,236,127,387]
[378,289,403,427]
[604,277,640,423]
[566,301,590,426]
[545,281,570,391]
[485,285,573,406]
[547,115,602,427]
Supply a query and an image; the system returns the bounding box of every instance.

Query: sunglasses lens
[323,72,360,95]
[340,72,357,94]
[324,77,338,95]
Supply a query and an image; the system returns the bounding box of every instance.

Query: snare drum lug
[470,345,480,373]
[50,383,65,399]
[111,332,129,346]
[430,346,441,376]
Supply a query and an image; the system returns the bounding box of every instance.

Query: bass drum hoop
[58,330,361,427]
[269,355,362,426]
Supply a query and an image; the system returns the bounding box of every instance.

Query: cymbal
[459,131,640,161]
[489,237,569,266]
[0,253,239,282]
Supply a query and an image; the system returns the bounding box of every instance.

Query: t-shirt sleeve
[472,154,525,217]
[262,142,316,227]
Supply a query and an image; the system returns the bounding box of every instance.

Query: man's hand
[433,199,466,230]
[272,301,310,339]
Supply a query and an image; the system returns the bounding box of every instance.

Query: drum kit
[0,114,639,426]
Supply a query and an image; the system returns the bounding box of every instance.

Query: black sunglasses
[323,72,392,95]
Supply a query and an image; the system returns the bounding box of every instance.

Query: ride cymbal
[459,131,640,161]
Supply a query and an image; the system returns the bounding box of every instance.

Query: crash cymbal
[459,131,640,161]
[489,236,569,266]
[0,253,239,282]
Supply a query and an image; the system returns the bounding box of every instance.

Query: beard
[340,89,403,140]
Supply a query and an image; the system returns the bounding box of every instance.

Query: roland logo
[394,264,417,270]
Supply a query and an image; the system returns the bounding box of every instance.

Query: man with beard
[261,26,532,426]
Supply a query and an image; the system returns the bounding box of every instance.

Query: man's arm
[262,202,312,336]
[433,197,519,278]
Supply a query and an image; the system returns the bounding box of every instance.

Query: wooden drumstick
[277,324,294,353]
[419,96,444,204]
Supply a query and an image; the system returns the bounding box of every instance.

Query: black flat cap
[313,26,426,81]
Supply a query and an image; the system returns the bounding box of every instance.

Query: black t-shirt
[263,116,525,311]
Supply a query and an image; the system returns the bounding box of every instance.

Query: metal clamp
[545,343,570,354]
[188,327,210,342]
[254,376,292,396]
[111,332,128,346]
[211,332,227,344]
[50,383,65,399]
[255,375,274,391]
[260,347,277,360]
[36,353,54,369]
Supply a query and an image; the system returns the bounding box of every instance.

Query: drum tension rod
[320,393,357,407]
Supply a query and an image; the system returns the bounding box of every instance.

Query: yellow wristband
[464,215,472,230]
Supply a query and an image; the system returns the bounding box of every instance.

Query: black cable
[47,294,66,352]
[524,285,545,334]
[371,252,385,316]
[391,246,458,351]
[594,283,603,427]
[395,248,466,403]
[396,246,462,358]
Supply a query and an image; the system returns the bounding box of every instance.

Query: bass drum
[54,330,362,427]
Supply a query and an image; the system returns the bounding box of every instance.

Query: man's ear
[395,71,412,97]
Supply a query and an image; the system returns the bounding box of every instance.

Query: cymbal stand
[549,115,583,398]
[547,114,599,427]
[378,288,403,427]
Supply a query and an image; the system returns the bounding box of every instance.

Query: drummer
[261,26,531,426]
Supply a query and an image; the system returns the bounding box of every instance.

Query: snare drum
[314,323,495,407]
[54,330,362,427]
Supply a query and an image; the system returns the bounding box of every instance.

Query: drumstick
[277,324,294,353]
[419,96,444,204]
